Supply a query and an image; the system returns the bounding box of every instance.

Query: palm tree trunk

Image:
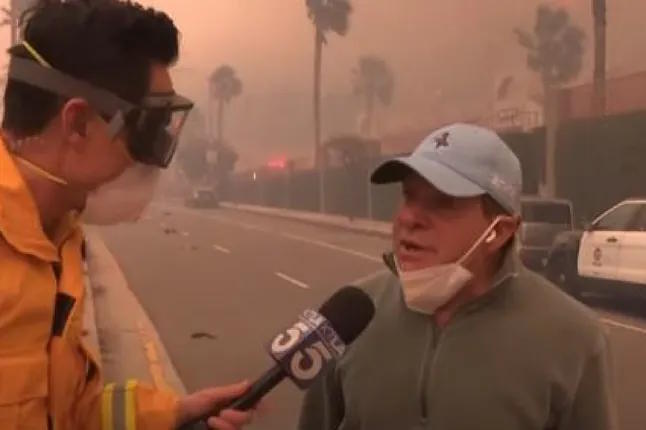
[365,91,375,137]
[314,28,325,212]
[10,0,31,44]
[592,0,607,115]
[314,30,323,166]
[207,91,213,141]
[542,82,558,197]
[217,99,225,144]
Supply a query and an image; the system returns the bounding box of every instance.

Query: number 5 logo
[271,322,309,354]
[290,341,333,381]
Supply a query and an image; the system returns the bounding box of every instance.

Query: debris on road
[191,331,217,340]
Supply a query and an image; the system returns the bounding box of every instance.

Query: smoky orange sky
[2,0,645,168]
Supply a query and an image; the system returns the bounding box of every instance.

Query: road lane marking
[162,205,273,233]
[212,244,231,254]
[275,272,310,289]
[280,232,382,263]
[137,322,170,391]
[601,318,646,336]
[144,341,168,390]
[239,222,268,232]
[161,203,382,262]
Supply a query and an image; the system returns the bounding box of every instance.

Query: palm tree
[352,56,394,137]
[306,0,352,167]
[306,0,352,213]
[592,0,606,115]
[515,5,584,197]
[209,65,243,144]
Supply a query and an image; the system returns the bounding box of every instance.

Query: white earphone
[485,230,497,244]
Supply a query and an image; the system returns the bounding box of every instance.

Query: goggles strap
[15,157,68,186]
[22,41,52,68]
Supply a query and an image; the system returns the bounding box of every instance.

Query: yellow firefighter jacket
[0,140,178,429]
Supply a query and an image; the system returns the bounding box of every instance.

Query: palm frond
[210,64,243,102]
[306,0,352,36]
[518,5,585,85]
[514,28,535,50]
[353,55,395,106]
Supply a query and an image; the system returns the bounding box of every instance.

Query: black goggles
[8,56,194,168]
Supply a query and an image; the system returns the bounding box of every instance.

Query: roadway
[99,204,646,430]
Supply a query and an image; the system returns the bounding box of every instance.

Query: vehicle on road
[185,187,220,209]
[543,229,584,296]
[545,198,646,301]
[518,196,574,272]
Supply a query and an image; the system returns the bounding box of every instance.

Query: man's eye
[426,195,455,210]
[438,196,454,207]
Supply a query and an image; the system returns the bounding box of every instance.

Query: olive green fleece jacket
[299,252,615,430]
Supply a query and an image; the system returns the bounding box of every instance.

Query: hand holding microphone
[177,286,375,430]
[176,382,253,430]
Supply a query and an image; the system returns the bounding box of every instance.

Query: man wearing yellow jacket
[0,1,252,429]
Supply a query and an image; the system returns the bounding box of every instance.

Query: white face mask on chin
[396,218,501,315]
[82,164,161,225]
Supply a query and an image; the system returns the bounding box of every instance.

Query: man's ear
[61,98,92,150]
[489,215,521,251]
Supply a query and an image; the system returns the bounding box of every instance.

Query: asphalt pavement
[99,203,646,430]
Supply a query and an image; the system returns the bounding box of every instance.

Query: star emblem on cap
[434,132,450,149]
[491,174,515,197]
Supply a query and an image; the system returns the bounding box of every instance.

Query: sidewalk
[221,202,392,238]
[84,228,186,396]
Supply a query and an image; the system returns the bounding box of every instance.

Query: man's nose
[396,202,424,230]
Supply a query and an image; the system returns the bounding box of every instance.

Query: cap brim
[371,156,485,198]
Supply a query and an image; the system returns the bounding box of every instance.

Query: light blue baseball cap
[371,123,522,214]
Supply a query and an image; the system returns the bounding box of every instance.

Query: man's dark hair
[3,0,179,138]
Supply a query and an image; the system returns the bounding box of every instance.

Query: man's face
[60,63,173,200]
[393,173,494,272]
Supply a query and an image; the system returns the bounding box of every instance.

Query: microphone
[178,286,375,430]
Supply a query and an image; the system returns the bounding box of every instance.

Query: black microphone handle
[177,365,286,430]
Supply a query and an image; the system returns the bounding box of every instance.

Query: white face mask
[82,164,161,225]
[396,218,501,315]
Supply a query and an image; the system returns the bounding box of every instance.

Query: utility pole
[592,0,607,115]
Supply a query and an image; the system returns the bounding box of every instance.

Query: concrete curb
[221,202,392,239]
[84,228,187,396]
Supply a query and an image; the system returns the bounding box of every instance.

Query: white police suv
[577,198,646,296]
[546,198,646,300]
